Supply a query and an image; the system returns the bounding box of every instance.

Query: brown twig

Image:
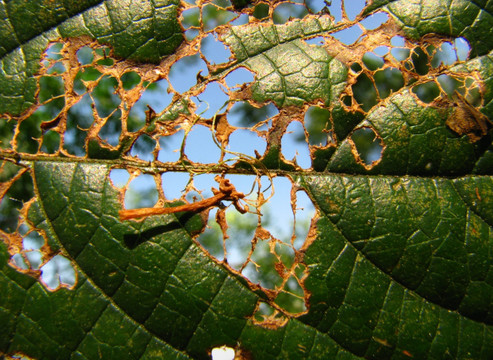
[119,176,247,221]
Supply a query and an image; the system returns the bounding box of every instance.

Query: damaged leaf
[0,0,183,115]
[2,0,493,359]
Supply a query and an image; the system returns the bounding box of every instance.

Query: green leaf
[325,48,493,175]
[220,17,362,168]
[0,0,183,115]
[366,0,493,57]
[1,161,256,358]
[222,17,345,107]
[3,0,493,358]
[300,173,493,358]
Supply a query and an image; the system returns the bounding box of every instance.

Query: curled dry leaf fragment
[119,175,247,220]
[446,91,491,142]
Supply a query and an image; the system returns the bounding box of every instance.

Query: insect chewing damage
[24,30,319,325]
[331,14,491,144]
[0,182,78,291]
[3,0,414,330]
[118,171,318,327]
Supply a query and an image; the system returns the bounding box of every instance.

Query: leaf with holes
[2,0,493,359]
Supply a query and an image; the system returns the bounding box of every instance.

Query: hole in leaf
[158,130,184,163]
[352,73,378,112]
[437,74,464,97]
[230,13,249,25]
[78,66,102,82]
[342,94,352,106]
[11,253,29,270]
[46,61,66,75]
[109,169,130,188]
[44,42,63,61]
[77,46,94,65]
[99,109,122,147]
[40,255,76,290]
[23,230,44,250]
[93,76,120,118]
[294,189,316,246]
[274,275,306,313]
[16,115,42,154]
[225,129,266,159]
[391,35,405,47]
[124,174,158,210]
[242,240,285,287]
[373,45,389,56]
[33,103,64,135]
[64,93,93,156]
[0,118,15,150]
[281,121,311,169]
[412,81,440,103]
[201,34,232,65]
[74,67,103,95]
[161,172,191,200]
[202,4,236,31]
[254,302,276,319]
[186,173,217,201]
[455,37,471,61]
[324,0,342,22]
[350,62,362,73]
[252,302,288,327]
[94,47,114,66]
[305,106,331,146]
[431,41,457,67]
[362,52,384,70]
[305,0,326,13]
[121,71,141,90]
[169,55,209,93]
[409,46,430,75]
[181,7,200,29]
[184,125,221,163]
[215,0,232,7]
[130,134,156,161]
[359,11,389,30]
[41,130,60,154]
[273,3,308,24]
[25,250,43,270]
[253,3,269,19]
[344,0,365,20]
[374,67,404,99]
[128,79,173,131]
[227,102,278,127]
[0,168,34,233]
[192,82,229,118]
[200,217,226,261]
[390,37,410,61]
[303,36,324,47]
[39,76,65,103]
[224,67,254,89]
[331,25,363,45]
[185,28,200,40]
[351,127,384,166]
